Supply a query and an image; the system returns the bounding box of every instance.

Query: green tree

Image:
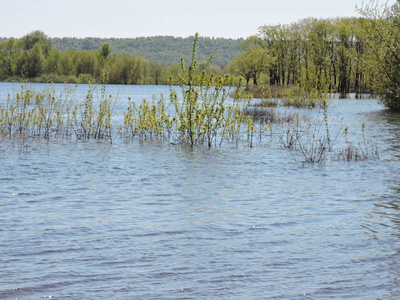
[22,30,52,56]
[109,55,151,84]
[0,38,23,78]
[100,43,111,59]
[59,50,76,76]
[44,49,61,74]
[358,0,400,109]
[24,42,45,78]
[258,24,291,86]
[74,50,98,77]
[229,37,272,88]
[150,62,164,85]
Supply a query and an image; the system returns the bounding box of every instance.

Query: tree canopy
[51,36,242,68]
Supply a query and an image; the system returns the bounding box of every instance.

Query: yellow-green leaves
[120,35,249,148]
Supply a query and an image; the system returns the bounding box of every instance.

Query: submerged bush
[121,33,249,147]
[0,84,115,143]
[335,124,379,161]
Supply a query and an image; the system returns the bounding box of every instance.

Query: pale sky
[2,0,397,39]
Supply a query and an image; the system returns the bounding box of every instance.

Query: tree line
[228,17,373,97]
[52,36,242,68]
[0,31,227,85]
[228,0,400,110]
[1,20,371,92]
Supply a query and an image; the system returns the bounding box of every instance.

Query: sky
[2,0,397,39]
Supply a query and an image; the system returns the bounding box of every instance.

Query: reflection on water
[1,83,400,299]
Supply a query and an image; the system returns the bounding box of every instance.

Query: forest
[1,1,400,109]
[51,36,242,67]
[0,32,231,85]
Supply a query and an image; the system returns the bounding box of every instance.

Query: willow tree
[0,38,23,78]
[228,36,273,88]
[358,0,400,109]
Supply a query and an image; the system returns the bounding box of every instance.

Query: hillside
[52,36,243,68]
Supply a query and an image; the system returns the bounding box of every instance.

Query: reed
[71,85,115,142]
[335,124,379,161]
[0,84,116,144]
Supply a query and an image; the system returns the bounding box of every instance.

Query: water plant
[70,84,115,142]
[0,84,116,143]
[121,33,248,148]
[0,85,69,140]
[335,123,379,161]
[276,105,337,163]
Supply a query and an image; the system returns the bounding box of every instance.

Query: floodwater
[1,83,400,299]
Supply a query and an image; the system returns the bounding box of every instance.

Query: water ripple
[0,87,399,298]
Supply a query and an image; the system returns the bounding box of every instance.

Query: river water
[1,83,400,299]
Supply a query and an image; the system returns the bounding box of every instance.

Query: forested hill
[52,36,243,67]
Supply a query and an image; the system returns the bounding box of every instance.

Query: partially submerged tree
[358,0,400,110]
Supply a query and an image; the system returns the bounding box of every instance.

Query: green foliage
[358,0,400,110]
[72,85,114,141]
[0,31,229,85]
[100,43,111,60]
[52,36,242,68]
[122,33,249,147]
[0,38,23,79]
[44,49,61,74]
[109,54,151,84]
[234,17,373,97]
[22,30,52,56]
[0,79,379,164]
[23,42,45,78]
[0,85,70,139]
[74,50,98,77]
[0,84,115,142]
[228,36,273,87]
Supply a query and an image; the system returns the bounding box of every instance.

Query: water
[1,83,400,299]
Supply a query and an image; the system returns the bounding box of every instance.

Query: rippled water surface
[1,83,400,299]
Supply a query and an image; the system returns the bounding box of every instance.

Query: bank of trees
[358,0,400,110]
[228,0,400,110]
[228,17,373,97]
[0,31,224,85]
